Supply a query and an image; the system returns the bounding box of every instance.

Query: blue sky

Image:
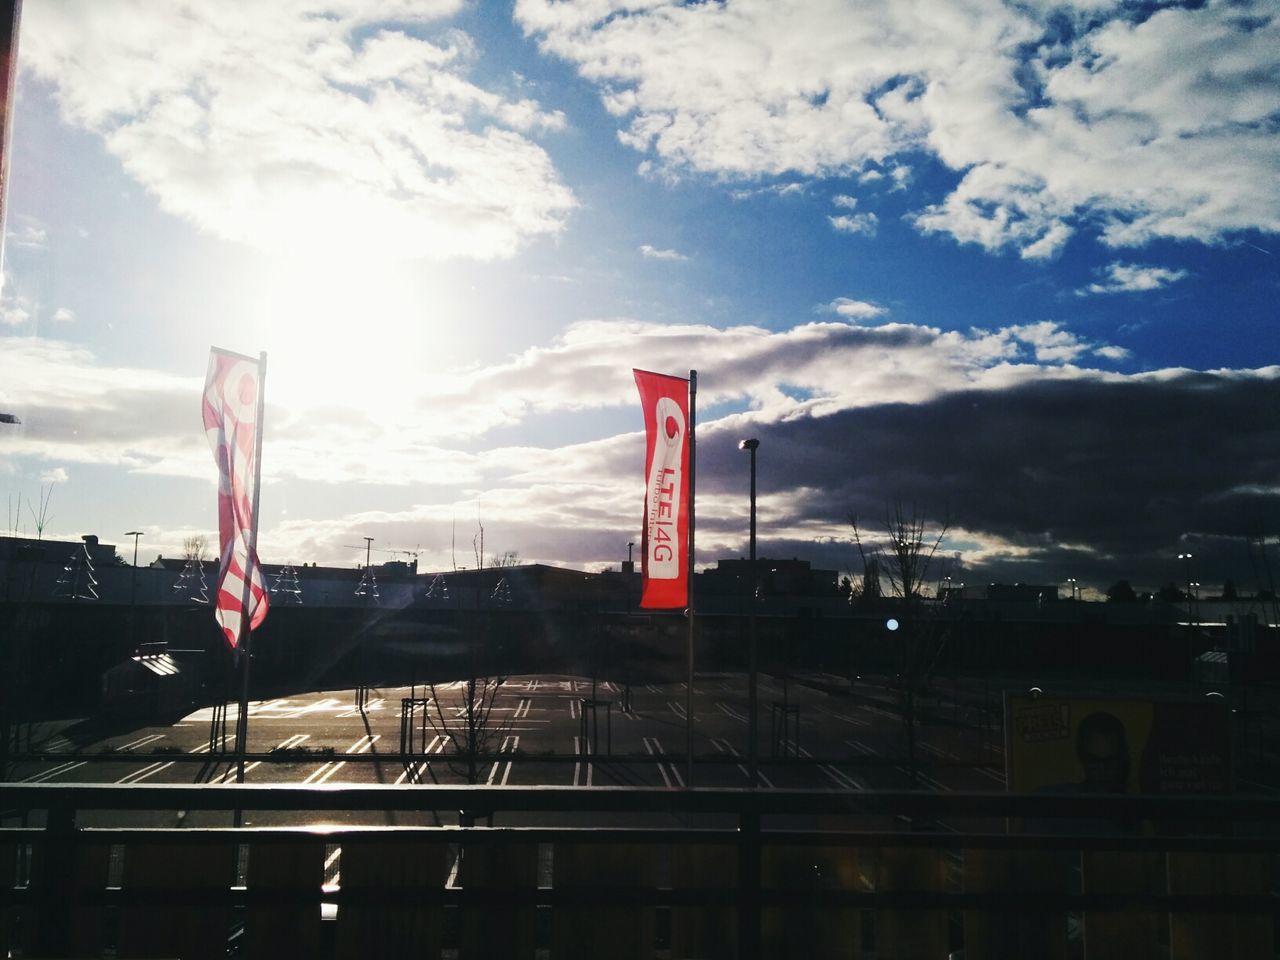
[1,0,1277,598]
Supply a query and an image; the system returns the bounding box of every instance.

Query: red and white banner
[203,347,269,650]
[634,369,690,609]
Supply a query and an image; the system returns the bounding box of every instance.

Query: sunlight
[254,253,448,415]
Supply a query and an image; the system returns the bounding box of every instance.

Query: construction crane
[340,543,421,564]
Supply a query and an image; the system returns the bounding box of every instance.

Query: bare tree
[849,500,951,788]
[183,535,210,562]
[422,523,514,785]
[24,484,55,540]
[849,500,949,602]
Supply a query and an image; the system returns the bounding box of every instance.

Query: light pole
[358,536,373,709]
[1067,577,1078,602]
[1178,552,1194,623]
[739,438,759,786]
[125,531,144,652]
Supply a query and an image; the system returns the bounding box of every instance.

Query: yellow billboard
[1006,695,1231,796]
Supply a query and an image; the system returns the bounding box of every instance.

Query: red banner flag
[634,369,690,609]
[203,347,269,650]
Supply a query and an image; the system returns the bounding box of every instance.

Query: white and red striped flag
[203,347,269,650]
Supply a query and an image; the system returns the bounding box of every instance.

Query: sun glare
[253,254,448,415]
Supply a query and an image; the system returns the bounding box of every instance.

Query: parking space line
[117,761,174,784]
[114,734,166,751]
[710,737,774,788]
[815,704,870,727]
[800,746,864,791]
[486,735,519,786]
[22,759,87,782]
[304,761,346,784]
[283,697,342,719]
[715,702,747,723]
[643,737,683,789]
[395,735,448,784]
[572,736,593,786]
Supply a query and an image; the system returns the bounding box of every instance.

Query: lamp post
[125,531,144,652]
[358,536,373,709]
[739,438,759,786]
[1178,552,1194,623]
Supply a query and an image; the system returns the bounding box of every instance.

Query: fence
[2,783,1278,958]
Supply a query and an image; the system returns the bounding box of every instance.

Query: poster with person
[1006,694,1232,797]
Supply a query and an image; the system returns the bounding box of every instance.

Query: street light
[739,438,759,787]
[1178,552,1194,623]
[125,531,144,652]
[1067,577,1078,601]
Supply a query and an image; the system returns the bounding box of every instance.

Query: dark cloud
[694,370,1280,592]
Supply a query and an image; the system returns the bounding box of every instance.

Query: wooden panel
[244,841,326,958]
[1081,851,1163,960]
[962,848,1070,960]
[117,842,234,960]
[669,843,737,960]
[27,838,111,957]
[1168,852,1274,960]
[552,842,659,960]
[760,840,867,960]
[867,846,949,960]
[336,839,449,958]
[459,840,539,960]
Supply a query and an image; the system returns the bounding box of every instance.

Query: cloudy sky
[1,0,1277,598]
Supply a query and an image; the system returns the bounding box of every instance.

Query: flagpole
[686,369,696,788]
[235,351,267,786]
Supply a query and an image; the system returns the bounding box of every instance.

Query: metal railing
[3,783,1278,959]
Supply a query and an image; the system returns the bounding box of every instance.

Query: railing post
[738,804,761,960]
[33,804,76,957]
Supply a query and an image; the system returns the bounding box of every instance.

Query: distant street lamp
[125,531,144,651]
[1067,577,1078,601]
[739,438,759,787]
[1178,552,1194,623]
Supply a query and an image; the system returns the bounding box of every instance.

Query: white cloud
[39,467,68,483]
[51,307,75,323]
[827,298,887,321]
[0,317,1134,488]
[517,0,1280,255]
[639,243,687,261]
[729,181,807,200]
[832,194,859,209]
[1094,344,1131,361]
[0,300,30,327]
[24,1,575,263]
[7,215,48,250]
[829,212,878,236]
[7,323,1274,574]
[1079,262,1190,296]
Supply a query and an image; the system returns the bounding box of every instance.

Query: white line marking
[22,760,87,783]
[799,747,864,791]
[644,737,683,789]
[116,761,175,785]
[715,702,747,723]
[304,761,346,784]
[486,735,520,786]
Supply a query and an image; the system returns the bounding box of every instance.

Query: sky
[1,0,1278,599]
